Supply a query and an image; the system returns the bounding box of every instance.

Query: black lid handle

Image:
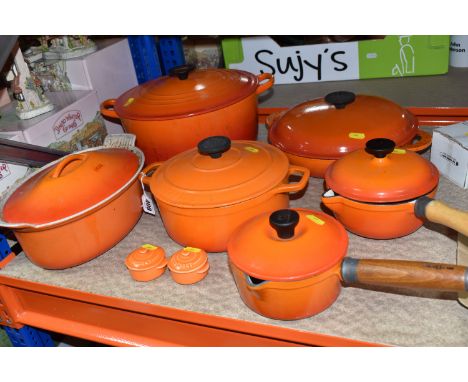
[269,209,300,239]
[169,64,195,80]
[198,136,231,159]
[366,138,396,158]
[325,91,356,109]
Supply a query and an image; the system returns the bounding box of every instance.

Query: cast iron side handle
[365,138,396,158]
[324,91,356,109]
[269,209,300,239]
[198,136,231,159]
[169,64,195,80]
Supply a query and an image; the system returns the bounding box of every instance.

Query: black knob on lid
[198,136,231,159]
[169,64,195,80]
[324,91,356,109]
[366,138,396,158]
[269,209,300,239]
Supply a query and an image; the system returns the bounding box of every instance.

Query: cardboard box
[65,38,138,133]
[0,90,108,152]
[222,35,450,84]
[0,131,30,198]
[430,122,468,189]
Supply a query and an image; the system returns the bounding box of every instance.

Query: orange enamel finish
[13,181,143,269]
[111,69,266,120]
[228,209,348,281]
[0,147,145,269]
[149,140,294,208]
[227,208,348,320]
[156,190,293,253]
[100,69,274,163]
[230,261,342,320]
[118,95,261,163]
[265,96,433,179]
[142,140,310,252]
[125,245,168,282]
[3,149,139,224]
[324,148,440,203]
[267,94,420,159]
[321,188,438,239]
[168,248,210,285]
[284,152,335,178]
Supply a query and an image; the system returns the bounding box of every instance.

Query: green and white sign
[222,35,449,84]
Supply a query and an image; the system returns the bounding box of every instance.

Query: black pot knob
[269,209,300,239]
[366,138,396,158]
[169,64,195,80]
[325,91,356,109]
[198,136,231,159]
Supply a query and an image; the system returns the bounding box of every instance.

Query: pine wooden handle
[341,257,468,292]
[415,197,468,236]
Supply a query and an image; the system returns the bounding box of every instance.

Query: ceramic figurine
[41,35,97,60]
[28,59,72,92]
[5,47,54,120]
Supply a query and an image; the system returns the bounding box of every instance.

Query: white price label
[140,174,156,215]
[141,192,156,215]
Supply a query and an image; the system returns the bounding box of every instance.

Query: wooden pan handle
[415,197,468,236]
[341,257,468,292]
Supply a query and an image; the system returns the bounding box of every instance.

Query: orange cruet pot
[0,146,145,269]
[100,65,274,163]
[322,138,468,239]
[125,244,168,282]
[141,136,310,252]
[168,247,209,285]
[228,208,468,321]
[266,91,432,178]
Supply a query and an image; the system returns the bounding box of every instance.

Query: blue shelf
[128,36,163,84]
[158,36,185,75]
[3,326,55,347]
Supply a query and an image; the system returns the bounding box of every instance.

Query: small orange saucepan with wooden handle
[228,208,468,321]
[321,138,468,239]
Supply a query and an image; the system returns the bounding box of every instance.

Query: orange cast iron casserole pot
[141,136,310,253]
[321,138,468,239]
[228,208,468,321]
[0,146,145,269]
[266,91,432,178]
[100,65,274,163]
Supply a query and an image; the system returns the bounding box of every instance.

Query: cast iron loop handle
[198,136,231,159]
[169,64,196,80]
[366,138,396,158]
[269,209,300,239]
[325,91,356,109]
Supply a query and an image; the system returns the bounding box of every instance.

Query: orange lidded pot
[266,91,432,178]
[141,136,310,252]
[228,208,348,320]
[125,244,167,282]
[322,138,440,239]
[0,147,144,269]
[100,65,274,163]
[168,247,209,285]
[229,208,468,320]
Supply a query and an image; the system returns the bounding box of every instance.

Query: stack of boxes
[0,37,139,196]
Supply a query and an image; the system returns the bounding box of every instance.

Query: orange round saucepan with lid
[266,91,432,178]
[322,138,468,239]
[141,136,310,252]
[0,146,145,269]
[100,65,274,163]
[228,208,468,321]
